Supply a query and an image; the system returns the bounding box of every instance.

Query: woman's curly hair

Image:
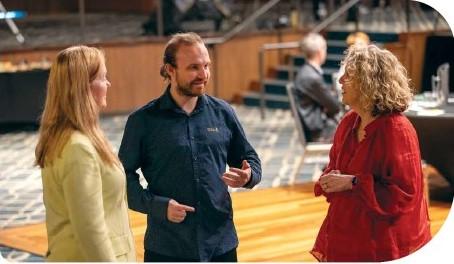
[341,44,414,116]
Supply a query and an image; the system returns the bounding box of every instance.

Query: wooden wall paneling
[404,32,429,93]
[213,31,306,101]
[385,32,429,93]
[205,46,216,96]
[102,42,167,114]
[278,31,306,64]
[215,33,283,100]
[1,49,59,64]
[0,30,429,114]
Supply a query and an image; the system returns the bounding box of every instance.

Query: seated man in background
[294,33,341,142]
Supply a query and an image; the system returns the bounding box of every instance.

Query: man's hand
[167,199,195,223]
[319,170,356,193]
[222,160,251,188]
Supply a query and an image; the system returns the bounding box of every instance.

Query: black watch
[352,176,358,186]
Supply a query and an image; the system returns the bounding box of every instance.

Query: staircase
[242,30,400,109]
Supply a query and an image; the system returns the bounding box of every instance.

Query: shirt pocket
[110,234,131,257]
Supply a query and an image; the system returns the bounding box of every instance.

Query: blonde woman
[311,45,431,261]
[35,46,136,261]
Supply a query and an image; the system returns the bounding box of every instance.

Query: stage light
[0,11,26,20]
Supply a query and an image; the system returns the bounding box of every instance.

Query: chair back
[286,83,308,147]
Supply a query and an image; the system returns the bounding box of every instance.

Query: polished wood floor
[0,183,451,262]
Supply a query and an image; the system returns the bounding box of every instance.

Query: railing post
[0,1,25,44]
[354,2,359,32]
[289,53,295,83]
[433,10,440,32]
[258,41,301,120]
[212,44,219,97]
[406,0,410,32]
[78,0,85,42]
[156,0,163,37]
[259,48,266,120]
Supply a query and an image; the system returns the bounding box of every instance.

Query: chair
[286,83,332,183]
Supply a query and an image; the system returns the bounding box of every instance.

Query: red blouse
[311,111,431,262]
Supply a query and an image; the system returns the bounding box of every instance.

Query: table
[406,103,454,186]
[0,69,49,125]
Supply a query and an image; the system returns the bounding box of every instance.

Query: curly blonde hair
[341,44,413,116]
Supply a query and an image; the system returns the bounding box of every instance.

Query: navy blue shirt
[119,87,261,261]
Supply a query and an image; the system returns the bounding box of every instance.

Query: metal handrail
[200,0,282,97]
[0,1,24,44]
[258,41,300,119]
[203,0,281,45]
[310,0,360,33]
[258,0,360,119]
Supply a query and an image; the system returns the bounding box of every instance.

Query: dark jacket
[294,63,340,141]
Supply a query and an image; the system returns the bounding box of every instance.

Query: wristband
[352,176,358,186]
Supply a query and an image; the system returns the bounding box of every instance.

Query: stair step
[242,91,289,109]
[292,56,306,67]
[264,79,290,95]
[327,31,399,43]
[275,65,296,80]
[275,65,338,83]
[327,40,348,55]
[291,54,343,68]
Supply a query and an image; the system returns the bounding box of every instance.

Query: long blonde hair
[341,44,413,116]
[35,45,120,168]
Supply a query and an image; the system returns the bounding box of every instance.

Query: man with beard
[119,32,262,262]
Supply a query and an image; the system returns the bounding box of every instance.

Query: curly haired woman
[311,44,431,262]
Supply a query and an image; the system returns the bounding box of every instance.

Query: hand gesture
[319,170,356,193]
[167,199,195,223]
[222,160,252,188]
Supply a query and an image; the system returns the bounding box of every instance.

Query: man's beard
[176,78,206,97]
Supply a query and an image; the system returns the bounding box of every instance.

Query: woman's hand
[319,170,356,193]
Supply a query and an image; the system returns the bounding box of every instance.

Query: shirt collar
[158,84,207,113]
[352,112,389,138]
[307,61,324,75]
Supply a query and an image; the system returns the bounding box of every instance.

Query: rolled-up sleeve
[226,106,262,189]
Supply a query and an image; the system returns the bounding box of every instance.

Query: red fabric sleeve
[314,113,348,198]
[353,120,422,220]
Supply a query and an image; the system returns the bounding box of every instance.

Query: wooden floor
[0,183,451,262]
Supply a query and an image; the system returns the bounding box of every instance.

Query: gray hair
[300,33,327,59]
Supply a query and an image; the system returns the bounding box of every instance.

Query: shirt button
[191,136,195,140]
[195,178,200,183]
[193,157,197,161]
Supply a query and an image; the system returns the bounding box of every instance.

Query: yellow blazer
[41,131,136,262]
